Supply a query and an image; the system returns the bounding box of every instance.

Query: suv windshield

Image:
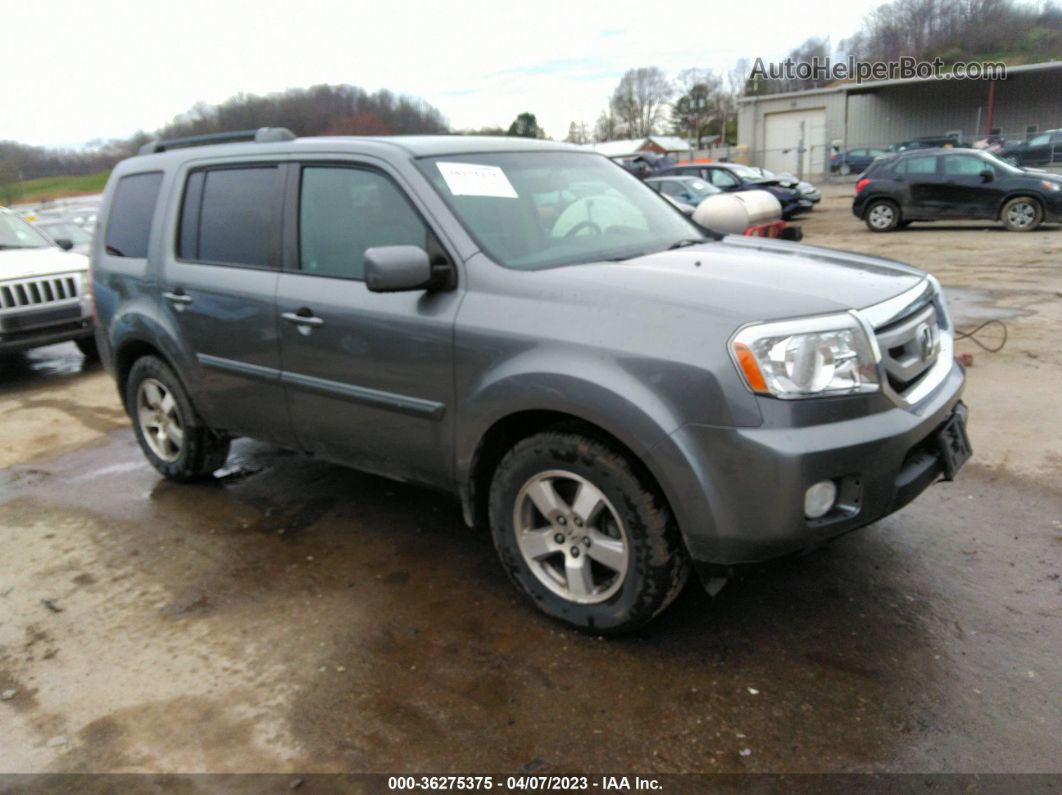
[417,152,703,270]
[0,211,53,250]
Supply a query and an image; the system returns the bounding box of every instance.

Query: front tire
[125,356,230,481]
[1001,197,1042,232]
[488,431,689,634]
[865,199,901,232]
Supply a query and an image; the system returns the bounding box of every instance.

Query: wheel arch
[462,408,677,536]
[113,336,189,414]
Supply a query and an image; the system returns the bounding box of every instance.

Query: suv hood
[539,237,925,325]
[0,247,88,281]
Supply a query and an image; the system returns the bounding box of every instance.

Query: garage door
[763,108,826,179]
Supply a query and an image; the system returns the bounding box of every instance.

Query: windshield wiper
[666,238,707,250]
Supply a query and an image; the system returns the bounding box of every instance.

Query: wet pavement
[1,191,1061,774]
[1,380,1059,773]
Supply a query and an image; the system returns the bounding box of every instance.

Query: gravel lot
[1,185,1059,774]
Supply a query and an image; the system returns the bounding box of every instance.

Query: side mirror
[364,245,433,293]
[979,168,994,183]
[54,238,74,251]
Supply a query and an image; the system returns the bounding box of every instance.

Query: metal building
[737,61,1062,179]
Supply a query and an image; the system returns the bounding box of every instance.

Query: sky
[5,0,887,148]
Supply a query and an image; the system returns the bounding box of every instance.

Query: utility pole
[686,94,707,160]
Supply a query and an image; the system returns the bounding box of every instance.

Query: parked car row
[834,129,1062,176]
[656,162,814,220]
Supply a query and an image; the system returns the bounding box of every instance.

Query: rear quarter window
[105,171,164,258]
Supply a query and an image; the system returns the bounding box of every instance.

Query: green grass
[3,170,111,204]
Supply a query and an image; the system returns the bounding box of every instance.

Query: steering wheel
[565,220,603,238]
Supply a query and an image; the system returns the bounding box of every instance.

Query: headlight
[78,270,95,306]
[731,313,880,399]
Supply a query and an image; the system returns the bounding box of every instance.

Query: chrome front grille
[0,274,80,311]
[876,301,940,393]
[858,278,953,407]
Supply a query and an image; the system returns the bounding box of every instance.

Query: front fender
[456,350,686,487]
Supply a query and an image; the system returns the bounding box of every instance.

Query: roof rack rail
[138,127,296,155]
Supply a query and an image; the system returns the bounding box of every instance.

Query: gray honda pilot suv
[92,128,970,633]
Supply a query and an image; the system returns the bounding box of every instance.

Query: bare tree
[670,68,720,148]
[1,84,452,185]
[609,67,673,138]
[843,0,1060,64]
[593,110,621,142]
[565,121,591,144]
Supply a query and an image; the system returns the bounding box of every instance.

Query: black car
[891,135,962,152]
[658,162,809,219]
[1001,129,1062,167]
[615,152,675,180]
[852,148,1062,232]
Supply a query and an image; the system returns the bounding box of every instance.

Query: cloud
[1,0,884,146]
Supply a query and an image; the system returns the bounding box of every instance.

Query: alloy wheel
[136,378,184,462]
[513,470,630,604]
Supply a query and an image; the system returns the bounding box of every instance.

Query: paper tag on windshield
[436,162,518,199]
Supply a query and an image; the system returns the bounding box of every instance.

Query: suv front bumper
[0,304,94,353]
[647,360,966,570]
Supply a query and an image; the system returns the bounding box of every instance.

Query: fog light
[804,480,837,519]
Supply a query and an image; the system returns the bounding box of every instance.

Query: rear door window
[105,171,163,258]
[897,156,938,175]
[179,166,279,267]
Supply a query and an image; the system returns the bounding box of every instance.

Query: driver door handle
[281,310,324,328]
[163,290,192,305]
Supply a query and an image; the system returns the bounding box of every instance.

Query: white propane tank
[691,190,782,234]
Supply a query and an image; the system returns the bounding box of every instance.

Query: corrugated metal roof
[737,59,1062,104]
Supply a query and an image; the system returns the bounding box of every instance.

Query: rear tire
[75,336,99,360]
[125,356,230,481]
[488,430,690,634]
[839,163,852,176]
[1001,197,1043,232]
[865,199,901,232]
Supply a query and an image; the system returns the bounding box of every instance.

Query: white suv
[0,206,96,357]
